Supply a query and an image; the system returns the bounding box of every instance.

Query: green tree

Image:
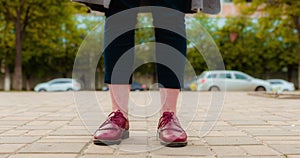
[234,0,300,88]
[135,13,156,83]
[0,0,86,90]
[186,14,224,74]
[0,14,15,91]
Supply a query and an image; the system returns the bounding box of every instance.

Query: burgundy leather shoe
[93,110,129,145]
[157,112,187,147]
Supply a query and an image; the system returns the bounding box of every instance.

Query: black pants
[104,0,187,89]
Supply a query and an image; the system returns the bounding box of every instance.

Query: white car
[196,70,272,92]
[34,78,81,92]
[267,79,295,92]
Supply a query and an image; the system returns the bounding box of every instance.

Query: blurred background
[0,0,299,91]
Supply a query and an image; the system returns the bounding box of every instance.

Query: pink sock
[160,88,180,115]
[109,84,130,118]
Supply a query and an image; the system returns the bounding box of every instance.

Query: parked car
[196,70,272,92]
[131,82,147,91]
[101,82,147,91]
[184,77,198,91]
[34,78,81,92]
[266,79,295,92]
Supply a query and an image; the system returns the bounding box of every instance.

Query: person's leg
[109,84,130,118]
[93,0,139,145]
[152,0,188,147]
[104,0,139,117]
[151,0,187,115]
[160,88,179,114]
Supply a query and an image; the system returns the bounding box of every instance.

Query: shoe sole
[93,130,129,145]
[159,139,188,147]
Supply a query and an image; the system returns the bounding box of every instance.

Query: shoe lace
[99,110,125,128]
[158,112,174,129]
[156,112,175,140]
[110,110,125,123]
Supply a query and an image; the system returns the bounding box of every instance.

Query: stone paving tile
[291,121,300,126]
[264,141,300,145]
[186,130,201,137]
[287,155,300,158]
[150,146,214,156]
[68,120,86,126]
[186,137,206,146]
[0,127,13,131]
[205,131,224,137]
[26,121,50,126]
[37,116,75,121]
[210,146,246,156]
[0,136,40,144]
[115,149,150,156]
[257,136,300,141]
[121,136,148,145]
[1,130,28,136]
[150,156,214,158]
[18,142,87,154]
[210,125,239,131]
[80,154,148,158]
[186,122,204,130]
[0,116,37,121]
[117,145,156,153]
[84,144,114,154]
[221,156,285,158]
[244,129,300,136]
[221,131,248,136]
[278,125,300,131]
[8,154,77,158]
[0,121,28,126]
[227,120,270,126]
[16,125,62,130]
[37,136,91,143]
[0,144,25,154]
[146,137,167,149]
[0,155,8,158]
[236,126,282,130]
[204,136,261,146]
[1,92,300,157]
[265,121,289,125]
[129,121,148,131]
[49,129,90,136]
[269,145,300,155]
[24,130,53,136]
[46,121,70,126]
[240,145,282,156]
[59,126,87,130]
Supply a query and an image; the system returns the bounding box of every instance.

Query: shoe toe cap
[160,130,187,143]
[94,129,122,140]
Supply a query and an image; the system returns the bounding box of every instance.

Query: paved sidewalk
[0,92,299,158]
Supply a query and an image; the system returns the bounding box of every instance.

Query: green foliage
[1,0,299,89]
[0,0,88,89]
[186,11,298,79]
[233,0,300,86]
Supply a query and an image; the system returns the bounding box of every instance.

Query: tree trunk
[4,65,11,91]
[152,65,157,90]
[287,65,293,82]
[12,17,23,90]
[96,67,102,90]
[298,31,300,90]
[293,16,300,90]
[26,75,31,91]
[296,20,300,90]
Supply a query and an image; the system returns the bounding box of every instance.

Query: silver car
[267,79,295,92]
[196,70,272,91]
[34,78,81,92]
